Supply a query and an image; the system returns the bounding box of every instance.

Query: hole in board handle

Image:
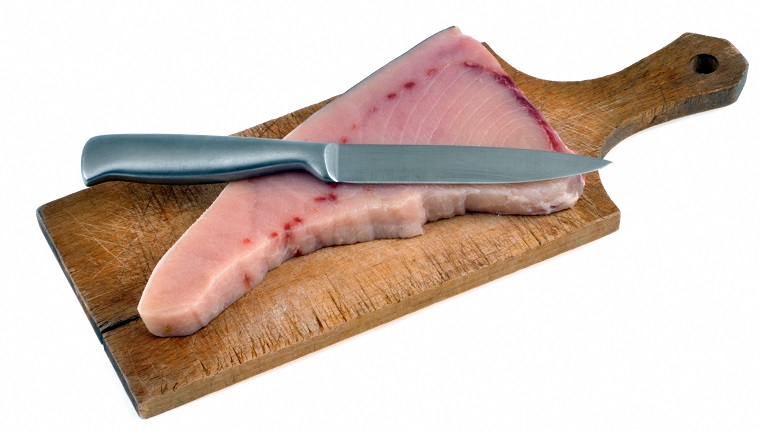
[691,54,719,74]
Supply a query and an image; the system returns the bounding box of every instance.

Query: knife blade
[81,134,610,186]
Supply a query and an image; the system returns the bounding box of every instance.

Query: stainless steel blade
[329,144,610,184]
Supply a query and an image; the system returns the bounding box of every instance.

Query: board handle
[498,33,749,158]
[581,33,748,157]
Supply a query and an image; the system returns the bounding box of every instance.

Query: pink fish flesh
[137,27,584,336]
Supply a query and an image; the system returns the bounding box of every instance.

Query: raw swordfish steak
[138,27,584,336]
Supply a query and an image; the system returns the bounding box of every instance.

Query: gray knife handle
[81,134,332,186]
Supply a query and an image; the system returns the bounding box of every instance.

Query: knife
[81,134,610,186]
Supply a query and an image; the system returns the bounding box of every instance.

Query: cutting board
[37,33,747,418]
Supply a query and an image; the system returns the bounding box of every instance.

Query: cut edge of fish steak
[137,26,584,337]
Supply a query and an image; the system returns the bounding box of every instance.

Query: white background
[2,1,758,428]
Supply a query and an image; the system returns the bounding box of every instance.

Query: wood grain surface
[37,33,747,418]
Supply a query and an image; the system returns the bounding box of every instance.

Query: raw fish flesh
[138,27,584,336]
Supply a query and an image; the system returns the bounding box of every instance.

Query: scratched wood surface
[37,33,747,418]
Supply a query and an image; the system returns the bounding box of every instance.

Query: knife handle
[81,134,332,186]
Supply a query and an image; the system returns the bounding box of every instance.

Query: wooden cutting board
[37,33,747,418]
